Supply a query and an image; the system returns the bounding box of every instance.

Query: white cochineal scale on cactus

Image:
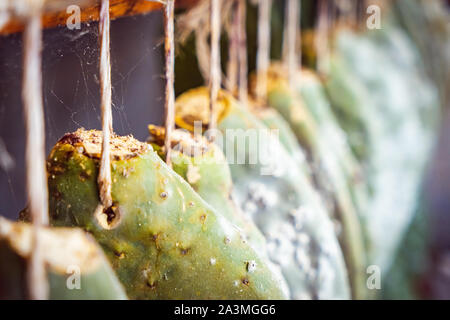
[238,176,347,300]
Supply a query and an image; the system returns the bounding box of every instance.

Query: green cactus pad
[175,87,350,299]
[249,66,369,299]
[147,126,291,297]
[247,101,312,182]
[45,128,287,300]
[334,25,439,273]
[325,54,380,165]
[147,126,268,255]
[0,217,127,300]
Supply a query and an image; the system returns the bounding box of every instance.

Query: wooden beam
[0,0,198,35]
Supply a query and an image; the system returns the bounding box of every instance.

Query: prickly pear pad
[175,88,350,300]
[47,129,287,299]
[148,125,267,251]
[0,217,127,300]
[252,64,369,299]
[246,100,312,182]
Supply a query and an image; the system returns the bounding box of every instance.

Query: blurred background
[0,0,448,299]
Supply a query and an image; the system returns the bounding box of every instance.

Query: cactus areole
[46,128,287,300]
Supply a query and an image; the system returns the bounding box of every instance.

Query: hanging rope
[237,0,248,106]
[316,0,330,76]
[357,0,367,30]
[22,1,49,300]
[348,0,358,27]
[176,0,233,88]
[335,0,357,27]
[97,0,113,210]
[208,0,221,140]
[226,0,239,96]
[255,0,272,102]
[282,0,300,87]
[226,0,247,106]
[329,0,338,30]
[164,0,175,166]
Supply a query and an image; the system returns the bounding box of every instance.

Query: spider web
[0,11,165,219]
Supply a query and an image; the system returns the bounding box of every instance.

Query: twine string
[226,0,239,96]
[227,0,248,106]
[255,0,272,101]
[22,1,49,300]
[237,0,248,105]
[176,0,233,89]
[98,0,113,209]
[208,0,221,140]
[316,0,330,76]
[163,0,175,166]
[282,0,300,87]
